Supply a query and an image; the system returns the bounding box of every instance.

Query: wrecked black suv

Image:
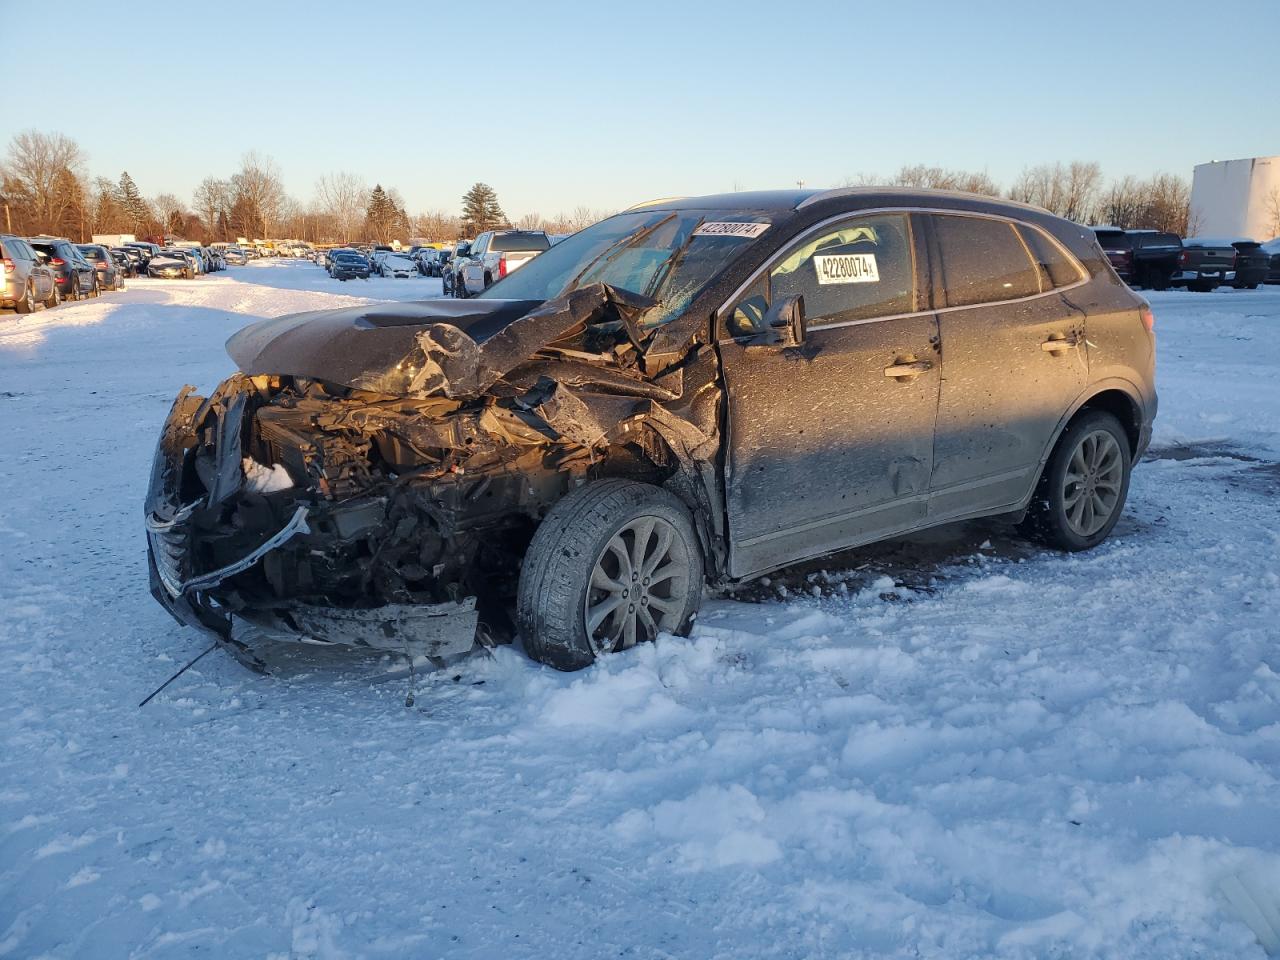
[146,189,1156,670]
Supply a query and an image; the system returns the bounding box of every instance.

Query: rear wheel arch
[1044,383,1145,464]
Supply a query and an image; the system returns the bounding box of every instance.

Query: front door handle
[1041,333,1081,354]
[883,358,933,380]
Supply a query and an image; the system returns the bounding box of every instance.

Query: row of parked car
[1092,228,1280,292]
[1,234,133,312]
[311,233,561,295]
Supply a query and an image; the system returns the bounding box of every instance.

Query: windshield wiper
[565,213,677,293]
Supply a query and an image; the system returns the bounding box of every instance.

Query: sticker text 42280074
[813,253,879,284]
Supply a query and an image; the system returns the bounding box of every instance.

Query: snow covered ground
[1,262,1278,959]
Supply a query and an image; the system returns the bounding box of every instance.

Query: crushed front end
[143,284,725,665]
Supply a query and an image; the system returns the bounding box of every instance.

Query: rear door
[927,213,1089,520]
[718,211,940,578]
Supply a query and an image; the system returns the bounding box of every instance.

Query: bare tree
[840,166,998,196]
[3,129,87,235]
[152,193,189,236]
[231,151,285,237]
[1008,161,1103,223]
[193,177,232,241]
[1263,187,1280,239]
[412,209,461,241]
[314,171,367,243]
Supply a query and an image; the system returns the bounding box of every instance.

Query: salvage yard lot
[1,262,1278,958]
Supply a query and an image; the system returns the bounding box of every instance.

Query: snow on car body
[144,189,1156,671]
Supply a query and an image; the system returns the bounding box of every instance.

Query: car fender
[1035,376,1150,472]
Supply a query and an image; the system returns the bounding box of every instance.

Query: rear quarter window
[1018,225,1085,289]
[934,215,1040,307]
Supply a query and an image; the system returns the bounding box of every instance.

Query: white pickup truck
[457,230,551,296]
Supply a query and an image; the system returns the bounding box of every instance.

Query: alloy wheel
[584,515,692,655]
[1062,429,1123,537]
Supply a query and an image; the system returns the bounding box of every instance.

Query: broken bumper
[144,387,482,661]
[146,524,480,660]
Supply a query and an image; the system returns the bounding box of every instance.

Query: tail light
[1179,251,1188,265]
[2,258,13,274]
[51,257,65,266]
[1139,304,1155,333]
[498,254,508,279]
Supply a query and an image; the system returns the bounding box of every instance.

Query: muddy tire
[44,283,60,309]
[517,479,704,671]
[69,280,80,301]
[14,281,35,314]
[1018,410,1131,552]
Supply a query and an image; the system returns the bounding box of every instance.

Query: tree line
[0,129,1201,245]
[843,162,1196,235]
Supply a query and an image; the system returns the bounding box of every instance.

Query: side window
[17,240,36,261]
[933,215,1040,307]
[1017,224,1084,289]
[768,213,915,327]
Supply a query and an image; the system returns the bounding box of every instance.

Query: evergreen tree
[117,172,149,232]
[364,184,394,242]
[461,183,506,234]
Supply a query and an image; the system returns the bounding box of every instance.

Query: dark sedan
[330,251,371,280]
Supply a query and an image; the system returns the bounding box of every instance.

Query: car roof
[635,186,1057,220]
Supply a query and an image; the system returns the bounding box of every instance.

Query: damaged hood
[227,284,661,400]
[227,298,542,390]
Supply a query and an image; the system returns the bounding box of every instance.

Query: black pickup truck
[1093,228,1181,289]
[1172,238,1237,292]
[1227,240,1270,289]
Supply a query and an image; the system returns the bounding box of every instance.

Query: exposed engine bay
[145,283,725,667]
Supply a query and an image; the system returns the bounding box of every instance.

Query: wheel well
[1073,389,1140,455]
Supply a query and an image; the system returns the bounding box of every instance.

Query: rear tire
[69,280,80,302]
[518,479,704,671]
[1018,410,1132,552]
[44,283,60,309]
[14,282,35,314]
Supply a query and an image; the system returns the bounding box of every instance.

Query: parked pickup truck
[457,230,551,296]
[1227,240,1270,289]
[1172,238,1237,292]
[1093,228,1181,289]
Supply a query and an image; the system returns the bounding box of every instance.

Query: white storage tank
[1190,156,1280,241]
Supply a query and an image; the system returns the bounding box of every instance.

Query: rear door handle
[1041,333,1081,353]
[883,359,933,380]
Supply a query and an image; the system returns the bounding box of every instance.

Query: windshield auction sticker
[814,253,879,284]
[693,222,770,239]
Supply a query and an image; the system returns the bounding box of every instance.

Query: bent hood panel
[226,299,542,388]
[225,285,659,399]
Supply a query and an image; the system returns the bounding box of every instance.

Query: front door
[718,212,940,579]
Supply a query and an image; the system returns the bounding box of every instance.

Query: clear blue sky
[4,0,1276,218]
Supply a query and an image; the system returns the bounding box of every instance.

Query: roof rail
[625,197,686,211]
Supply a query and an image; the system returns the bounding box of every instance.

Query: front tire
[518,479,704,671]
[1018,410,1132,551]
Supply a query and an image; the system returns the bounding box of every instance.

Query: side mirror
[749,294,806,349]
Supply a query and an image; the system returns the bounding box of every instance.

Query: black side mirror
[749,294,806,349]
